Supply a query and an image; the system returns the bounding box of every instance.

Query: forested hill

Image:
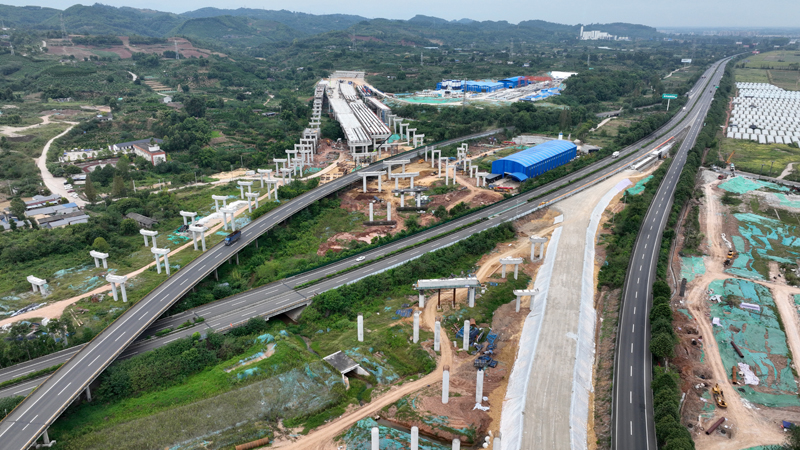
[171,16,306,47]
[179,8,367,35]
[0,2,663,48]
[40,4,184,37]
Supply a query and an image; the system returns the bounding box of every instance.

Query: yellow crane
[726,151,735,164]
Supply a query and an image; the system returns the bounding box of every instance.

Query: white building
[579,26,628,41]
[133,143,167,165]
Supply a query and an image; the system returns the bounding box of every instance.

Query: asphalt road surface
[612,57,732,450]
[0,59,727,449]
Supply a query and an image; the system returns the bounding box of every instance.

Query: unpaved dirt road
[684,171,800,449]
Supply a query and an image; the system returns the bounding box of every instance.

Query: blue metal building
[491,140,577,182]
[464,80,505,93]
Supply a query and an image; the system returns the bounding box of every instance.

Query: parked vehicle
[224,230,241,246]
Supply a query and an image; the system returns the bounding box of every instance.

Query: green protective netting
[795,295,800,306]
[732,235,747,252]
[719,177,791,194]
[708,278,800,407]
[626,175,653,196]
[63,361,344,450]
[725,213,800,280]
[677,309,693,319]
[699,390,716,419]
[340,418,451,450]
[346,347,399,384]
[776,193,800,209]
[680,256,706,283]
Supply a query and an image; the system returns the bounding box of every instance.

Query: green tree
[83,177,98,204]
[111,175,126,198]
[650,332,676,359]
[653,280,672,298]
[9,197,26,219]
[64,165,83,175]
[185,96,206,118]
[433,205,448,219]
[93,237,111,253]
[120,218,138,235]
[650,303,673,323]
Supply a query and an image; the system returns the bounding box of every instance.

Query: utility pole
[174,40,179,60]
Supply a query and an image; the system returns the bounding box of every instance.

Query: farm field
[721,138,800,176]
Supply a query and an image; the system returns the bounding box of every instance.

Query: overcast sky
[4,0,799,28]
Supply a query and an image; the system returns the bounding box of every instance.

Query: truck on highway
[612,151,620,158]
[224,230,242,246]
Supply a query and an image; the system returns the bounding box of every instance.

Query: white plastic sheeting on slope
[500,225,563,450]
[570,178,633,450]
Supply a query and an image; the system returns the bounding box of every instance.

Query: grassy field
[3,122,71,158]
[721,137,800,176]
[735,68,799,91]
[741,50,800,70]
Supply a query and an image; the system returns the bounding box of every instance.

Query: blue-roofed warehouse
[491,140,577,182]
[464,80,505,93]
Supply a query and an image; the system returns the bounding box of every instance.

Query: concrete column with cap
[179,210,197,226]
[189,225,208,251]
[211,195,228,212]
[140,229,158,248]
[89,250,109,269]
[107,274,129,302]
[411,426,419,450]
[468,287,475,308]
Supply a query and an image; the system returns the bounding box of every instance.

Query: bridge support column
[411,426,419,450]
[434,320,441,351]
[413,311,420,343]
[357,314,364,342]
[214,269,218,281]
[442,366,450,404]
[371,427,380,450]
[463,320,470,351]
[418,291,424,308]
[452,439,460,450]
[475,369,484,403]
[236,253,239,265]
[501,263,506,278]
[468,287,475,308]
[85,386,92,402]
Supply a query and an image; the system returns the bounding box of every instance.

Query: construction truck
[712,383,728,408]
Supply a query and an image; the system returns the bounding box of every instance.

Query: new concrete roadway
[0,59,727,449]
[612,57,732,450]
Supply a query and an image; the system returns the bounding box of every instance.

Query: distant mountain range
[0,3,663,48]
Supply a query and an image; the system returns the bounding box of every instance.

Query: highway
[0,61,722,449]
[612,57,731,450]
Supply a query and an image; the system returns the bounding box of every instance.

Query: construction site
[670,167,800,449]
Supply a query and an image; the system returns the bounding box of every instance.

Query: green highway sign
[662,93,678,99]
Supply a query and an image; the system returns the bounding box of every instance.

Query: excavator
[712,383,728,408]
[726,151,735,165]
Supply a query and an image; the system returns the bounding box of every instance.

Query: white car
[355,256,366,262]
